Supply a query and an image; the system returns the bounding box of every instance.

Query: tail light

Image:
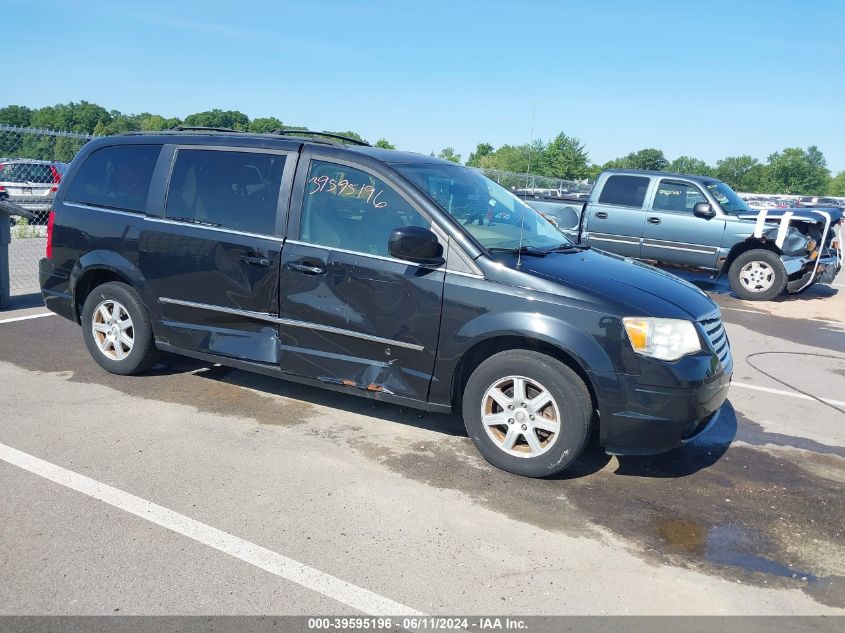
[45,210,55,259]
[49,165,62,192]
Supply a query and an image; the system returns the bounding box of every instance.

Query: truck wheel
[462,350,592,478]
[728,249,787,301]
[81,282,158,375]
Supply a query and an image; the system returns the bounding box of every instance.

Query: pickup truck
[519,169,843,301]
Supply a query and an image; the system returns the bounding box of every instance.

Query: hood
[736,207,843,225]
[514,248,718,321]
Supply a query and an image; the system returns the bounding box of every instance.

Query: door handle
[240,255,271,267]
[595,211,608,219]
[647,217,661,225]
[287,261,326,275]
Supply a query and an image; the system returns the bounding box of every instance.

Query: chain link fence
[476,167,593,197]
[0,125,97,292]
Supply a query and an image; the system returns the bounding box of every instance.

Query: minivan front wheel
[462,350,592,477]
[728,249,787,301]
[81,282,158,375]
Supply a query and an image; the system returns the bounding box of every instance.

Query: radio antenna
[516,103,536,270]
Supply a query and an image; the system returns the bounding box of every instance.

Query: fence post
[0,209,10,309]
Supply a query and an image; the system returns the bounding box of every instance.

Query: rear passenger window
[65,144,160,213]
[653,180,706,213]
[300,160,429,257]
[597,175,650,208]
[166,149,285,235]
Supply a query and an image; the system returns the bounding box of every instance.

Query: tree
[249,117,284,133]
[466,142,494,167]
[543,133,589,180]
[715,155,766,192]
[668,156,713,177]
[618,148,668,171]
[828,171,845,196]
[0,105,33,127]
[437,147,461,163]
[374,138,395,150]
[183,109,249,130]
[762,146,830,195]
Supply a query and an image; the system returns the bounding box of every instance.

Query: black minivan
[40,129,732,477]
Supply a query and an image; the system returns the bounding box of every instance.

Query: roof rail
[168,125,244,133]
[272,129,370,146]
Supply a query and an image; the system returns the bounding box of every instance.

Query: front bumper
[589,362,732,456]
[786,254,841,292]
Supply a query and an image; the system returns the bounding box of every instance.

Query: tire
[81,281,158,375]
[728,249,787,301]
[462,350,592,478]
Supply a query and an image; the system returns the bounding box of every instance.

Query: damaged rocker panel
[158,297,425,352]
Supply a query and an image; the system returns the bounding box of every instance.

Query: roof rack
[272,129,370,146]
[168,125,244,133]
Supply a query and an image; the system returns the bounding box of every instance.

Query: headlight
[622,317,702,361]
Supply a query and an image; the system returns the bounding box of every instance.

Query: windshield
[706,181,749,215]
[394,163,572,251]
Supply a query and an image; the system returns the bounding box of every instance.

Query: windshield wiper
[488,245,548,257]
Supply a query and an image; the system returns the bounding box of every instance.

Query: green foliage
[0,105,33,127]
[248,117,284,133]
[437,147,461,163]
[668,156,713,177]
[1,102,841,197]
[543,133,590,180]
[762,146,830,195]
[183,109,250,130]
[714,155,765,192]
[466,142,494,167]
[12,216,40,239]
[828,171,845,196]
[606,148,669,172]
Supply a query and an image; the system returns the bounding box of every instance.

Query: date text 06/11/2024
[307,616,528,630]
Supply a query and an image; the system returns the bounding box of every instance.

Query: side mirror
[693,202,716,219]
[388,226,444,266]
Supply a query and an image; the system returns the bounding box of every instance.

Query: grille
[699,312,730,367]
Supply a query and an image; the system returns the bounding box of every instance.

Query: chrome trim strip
[642,239,718,255]
[446,269,484,279]
[159,297,425,351]
[283,239,430,268]
[588,234,640,245]
[144,216,284,242]
[64,201,143,218]
[284,239,482,277]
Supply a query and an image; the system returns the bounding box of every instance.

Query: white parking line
[0,442,423,616]
[732,381,845,407]
[0,312,56,325]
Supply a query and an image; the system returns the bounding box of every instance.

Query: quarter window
[166,149,285,235]
[65,144,161,213]
[597,175,650,208]
[300,160,429,257]
[653,180,706,213]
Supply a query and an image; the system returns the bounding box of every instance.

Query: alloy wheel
[91,299,134,361]
[481,375,561,458]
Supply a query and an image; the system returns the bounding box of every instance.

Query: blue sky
[5,0,845,171]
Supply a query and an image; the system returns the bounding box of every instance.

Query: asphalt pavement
[0,277,843,616]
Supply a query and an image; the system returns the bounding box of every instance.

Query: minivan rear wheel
[462,350,592,477]
[81,282,158,375]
